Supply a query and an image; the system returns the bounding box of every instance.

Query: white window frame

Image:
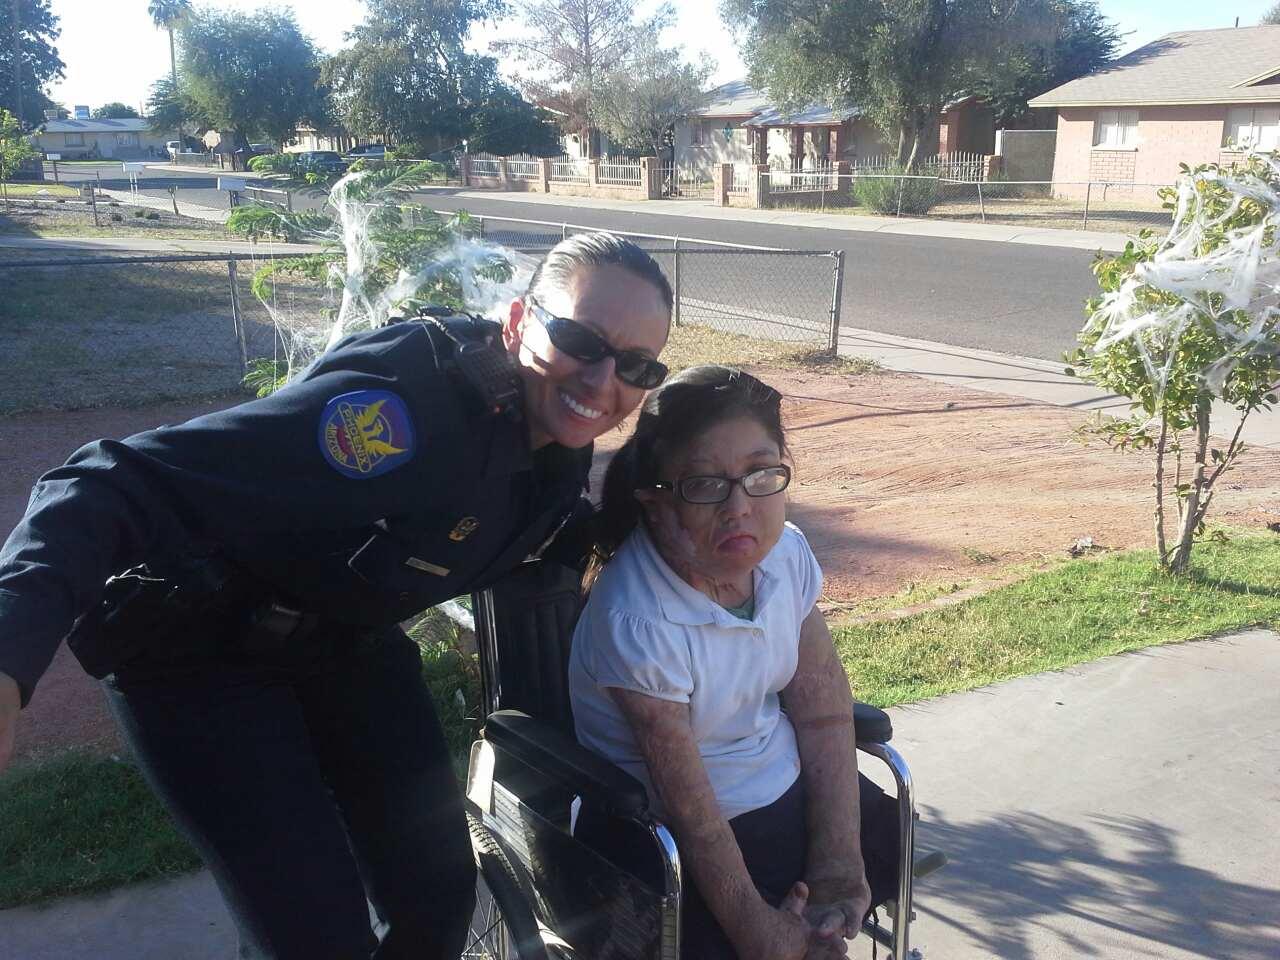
[1224,106,1280,151]
[64,132,84,147]
[690,121,705,147]
[1092,109,1138,149]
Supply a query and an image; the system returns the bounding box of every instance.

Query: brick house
[674,79,895,175]
[1028,25,1280,199]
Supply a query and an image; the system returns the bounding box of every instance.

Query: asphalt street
[55,162,1102,361]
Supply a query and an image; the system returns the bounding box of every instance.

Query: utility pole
[10,0,23,125]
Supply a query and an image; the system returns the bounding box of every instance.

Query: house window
[690,122,704,146]
[64,133,84,147]
[116,133,140,147]
[1092,109,1138,148]
[1225,106,1280,150]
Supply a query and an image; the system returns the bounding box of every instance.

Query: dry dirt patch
[4,369,1279,760]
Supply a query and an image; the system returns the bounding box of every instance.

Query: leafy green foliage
[0,0,65,128]
[595,35,713,159]
[1066,155,1280,572]
[242,358,290,398]
[721,0,1117,168]
[323,0,513,151]
[852,169,939,215]
[0,109,39,200]
[178,8,328,146]
[91,102,140,119]
[246,153,297,175]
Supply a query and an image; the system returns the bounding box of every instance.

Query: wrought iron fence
[597,157,643,185]
[757,172,1175,231]
[469,153,501,177]
[550,158,589,183]
[658,162,714,199]
[506,154,542,180]
[851,151,989,181]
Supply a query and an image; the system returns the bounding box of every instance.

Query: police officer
[0,233,673,959]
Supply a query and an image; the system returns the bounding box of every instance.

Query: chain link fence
[3,219,843,414]
[0,253,318,415]
[758,172,1174,233]
[430,210,843,348]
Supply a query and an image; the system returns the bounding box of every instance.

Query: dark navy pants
[104,623,475,960]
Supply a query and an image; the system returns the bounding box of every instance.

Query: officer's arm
[0,324,452,707]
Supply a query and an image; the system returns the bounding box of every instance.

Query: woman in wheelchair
[568,365,898,960]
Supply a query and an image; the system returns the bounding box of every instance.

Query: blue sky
[45,1,1280,114]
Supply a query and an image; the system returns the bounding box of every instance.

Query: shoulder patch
[318,390,416,479]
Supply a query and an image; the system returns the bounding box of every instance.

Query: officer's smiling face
[504,264,670,449]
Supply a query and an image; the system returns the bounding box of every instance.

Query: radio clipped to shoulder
[412,306,524,421]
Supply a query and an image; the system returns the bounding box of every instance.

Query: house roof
[39,118,154,133]
[1029,26,1280,108]
[691,79,860,126]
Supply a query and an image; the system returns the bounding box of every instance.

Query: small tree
[1262,2,1280,25]
[1066,154,1280,573]
[0,108,38,205]
[595,38,712,161]
[92,102,140,119]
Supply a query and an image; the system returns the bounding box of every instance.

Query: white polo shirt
[568,521,824,821]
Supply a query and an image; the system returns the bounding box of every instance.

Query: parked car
[248,142,274,159]
[344,143,386,160]
[166,140,181,159]
[294,150,348,175]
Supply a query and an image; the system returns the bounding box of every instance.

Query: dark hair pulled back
[588,364,787,582]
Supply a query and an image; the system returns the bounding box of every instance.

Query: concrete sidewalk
[0,235,320,256]
[417,186,1136,254]
[3,631,1275,959]
[839,324,1280,449]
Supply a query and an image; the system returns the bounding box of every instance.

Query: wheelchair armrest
[484,710,650,820]
[855,701,893,744]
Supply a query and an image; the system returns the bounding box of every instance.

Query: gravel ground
[0,199,228,240]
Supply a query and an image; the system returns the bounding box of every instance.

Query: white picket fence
[852,151,988,181]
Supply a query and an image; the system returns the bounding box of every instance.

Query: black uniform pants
[103,622,475,960]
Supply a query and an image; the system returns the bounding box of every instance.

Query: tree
[324,0,506,154]
[595,38,712,161]
[0,0,63,129]
[92,102,140,119]
[494,0,674,155]
[179,8,326,160]
[0,106,38,205]
[146,75,205,137]
[469,83,562,156]
[147,0,191,92]
[1263,2,1280,25]
[721,0,1071,170]
[972,1,1120,126]
[1066,155,1280,574]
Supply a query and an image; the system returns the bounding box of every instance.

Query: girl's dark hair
[588,365,787,584]
[527,232,674,321]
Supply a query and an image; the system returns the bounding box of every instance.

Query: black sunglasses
[525,298,668,389]
[653,465,792,505]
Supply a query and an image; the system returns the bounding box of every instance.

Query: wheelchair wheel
[465,814,548,960]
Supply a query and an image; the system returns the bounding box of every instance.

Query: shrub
[247,153,297,176]
[852,168,939,215]
[110,211,123,222]
[144,211,160,220]
[132,209,145,218]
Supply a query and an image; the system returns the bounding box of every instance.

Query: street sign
[218,177,247,192]
[45,153,61,161]
[122,162,147,173]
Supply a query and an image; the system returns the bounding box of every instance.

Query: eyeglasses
[525,298,669,389]
[653,465,791,505]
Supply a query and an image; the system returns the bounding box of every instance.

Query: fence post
[713,162,731,207]
[641,157,660,200]
[477,215,485,241]
[561,221,568,241]
[540,157,552,193]
[498,156,511,190]
[672,236,682,328]
[976,180,986,223]
[228,260,249,373]
[588,158,601,192]
[285,189,293,213]
[1083,181,1091,230]
[896,176,905,217]
[460,154,472,187]
[828,250,844,356]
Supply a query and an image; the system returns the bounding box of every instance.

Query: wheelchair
[462,559,936,960]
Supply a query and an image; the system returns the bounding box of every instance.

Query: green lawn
[1,182,79,198]
[3,535,1276,908]
[832,533,1280,706]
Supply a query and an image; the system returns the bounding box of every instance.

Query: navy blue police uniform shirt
[0,320,592,707]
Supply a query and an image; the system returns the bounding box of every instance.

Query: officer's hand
[0,671,19,775]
